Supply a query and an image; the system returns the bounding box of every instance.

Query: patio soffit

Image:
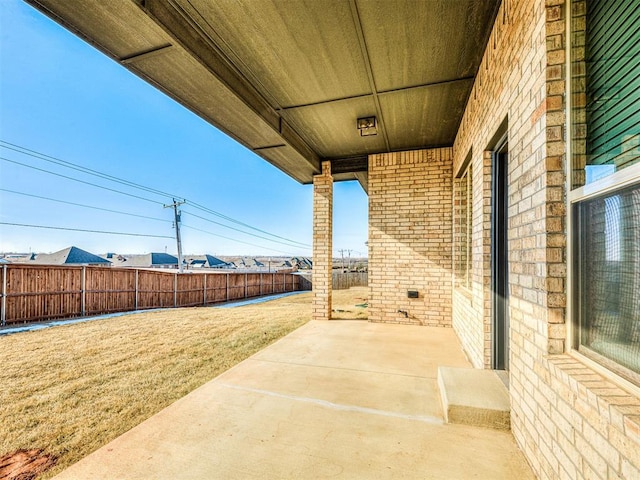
[26,0,500,187]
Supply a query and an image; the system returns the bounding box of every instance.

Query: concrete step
[437,366,510,430]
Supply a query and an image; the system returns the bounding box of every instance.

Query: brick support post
[313,161,333,320]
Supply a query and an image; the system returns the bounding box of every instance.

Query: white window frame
[565,0,640,396]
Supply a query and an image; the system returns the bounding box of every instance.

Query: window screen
[575,182,640,383]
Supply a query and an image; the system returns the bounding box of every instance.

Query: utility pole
[338,249,353,286]
[164,198,185,273]
[339,249,353,272]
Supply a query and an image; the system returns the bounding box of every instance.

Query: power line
[0,222,174,239]
[0,188,171,223]
[0,156,163,205]
[0,140,181,201]
[186,200,312,247]
[0,180,305,251]
[1,187,307,254]
[182,224,308,256]
[1,141,311,247]
[181,209,309,249]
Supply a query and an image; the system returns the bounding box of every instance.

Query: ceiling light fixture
[357,116,377,136]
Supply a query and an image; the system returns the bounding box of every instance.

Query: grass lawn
[0,287,367,479]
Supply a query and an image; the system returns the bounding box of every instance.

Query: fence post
[272,272,275,293]
[203,274,207,306]
[225,273,229,302]
[135,269,139,310]
[174,272,178,307]
[81,266,86,316]
[1,265,7,326]
[244,273,248,298]
[259,273,263,296]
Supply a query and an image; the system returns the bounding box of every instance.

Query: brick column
[313,161,333,320]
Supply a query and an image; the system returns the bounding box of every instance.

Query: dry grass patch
[331,286,368,320]
[0,292,313,479]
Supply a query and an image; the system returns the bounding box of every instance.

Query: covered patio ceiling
[26,0,500,189]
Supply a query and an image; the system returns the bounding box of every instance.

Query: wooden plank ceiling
[26,0,500,188]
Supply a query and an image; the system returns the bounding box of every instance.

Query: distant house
[110,253,179,269]
[0,253,32,263]
[233,257,266,269]
[187,258,206,268]
[185,254,232,269]
[291,257,312,270]
[236,257,266,269]
[30,246,112,266]
[237,257,253,268]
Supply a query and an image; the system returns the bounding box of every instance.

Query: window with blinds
[583,0,640,184]
[571,0,640,386]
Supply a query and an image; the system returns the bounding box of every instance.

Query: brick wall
[368,148,452,326]
[312,161,332,321]
[452,150,493,368]
[450,0,640,478]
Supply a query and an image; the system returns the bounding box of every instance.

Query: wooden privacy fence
[332,272,368,290]
[0,264,307,326]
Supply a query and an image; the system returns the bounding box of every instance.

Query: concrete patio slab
[53,321,534,479]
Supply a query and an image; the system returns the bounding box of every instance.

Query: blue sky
[0,0,368,257]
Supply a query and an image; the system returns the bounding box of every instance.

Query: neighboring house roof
[239,257,259,268]
[0,258,10,264]
[185,254,230,268]
[291,257,312,269]
[205,255,231,268]
[115,253,178,268]
[150,253,179,265]
[31,246,112,265]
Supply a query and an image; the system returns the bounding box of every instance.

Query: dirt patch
[331,287,368,320]
[0,449,57,480]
